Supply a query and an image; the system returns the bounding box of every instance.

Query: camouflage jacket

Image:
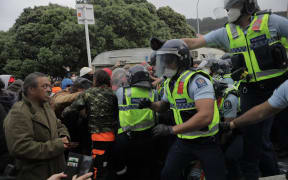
[62,87,119,133]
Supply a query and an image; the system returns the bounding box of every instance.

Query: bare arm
[182,36,206,50]
[172,98,214,134]
[231,101,283,129]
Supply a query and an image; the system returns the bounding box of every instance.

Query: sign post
[76,4,95,68]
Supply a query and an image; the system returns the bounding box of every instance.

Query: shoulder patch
[195,77,208,89]
[224,100,232,110]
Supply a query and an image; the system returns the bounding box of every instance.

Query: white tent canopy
[92,47,226,67]
[92,48,153,67]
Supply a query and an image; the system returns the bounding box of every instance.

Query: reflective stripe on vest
[183,123,219,136]
[165,70,220,139]
[121,120,155,132]
[226,14,288,82]
[118,87,155,133]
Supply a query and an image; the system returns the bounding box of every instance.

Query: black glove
[138,98,152,109]
[219,122,231,133]
[152,124,174,136]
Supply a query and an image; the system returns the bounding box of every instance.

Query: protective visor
[155,48,180,77]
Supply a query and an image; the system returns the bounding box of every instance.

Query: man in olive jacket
[4,72,70,180]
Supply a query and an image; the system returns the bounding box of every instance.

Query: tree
[157,6,195,38]
[1,1,195,78]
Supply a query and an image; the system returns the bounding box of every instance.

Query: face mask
[71,77,77,82]
[163,68,177,78]
[227,8,241,23]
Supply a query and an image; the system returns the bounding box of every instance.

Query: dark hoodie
[0,88,17,173]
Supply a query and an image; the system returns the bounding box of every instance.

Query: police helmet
[127,65,151,88]
[213,78,229,99]
[154,39,192,78]
[224,0,259,15]
[211,60,232,75]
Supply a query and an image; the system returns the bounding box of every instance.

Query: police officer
[227,79,288,128]
[224,79,288,163]
[215,80,243,180]
[113,65,156,179]
[182,0,288,178]
[139,39,226,180]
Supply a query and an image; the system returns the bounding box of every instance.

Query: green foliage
[3,60,23,79]
[0,1,195,78]
[157,6,195,38]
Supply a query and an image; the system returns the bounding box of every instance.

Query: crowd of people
[1,0,288,180]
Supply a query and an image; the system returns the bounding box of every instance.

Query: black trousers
[161,137,226,180]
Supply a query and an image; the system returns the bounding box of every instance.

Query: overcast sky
[0,0,287,31]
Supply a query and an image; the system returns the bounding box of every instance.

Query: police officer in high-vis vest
[139,39,226,180]
[214,79,243,180]
[182,0,288,178]
[112,65,156,179]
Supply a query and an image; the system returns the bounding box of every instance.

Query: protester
[61,78,73,90]
[52,81,62,95]
[53,77,92,154]
[7,79,24,100]
[80,67,94,82]
[0,79,17,174]
[4,72,70,180]
[62,70,118,180]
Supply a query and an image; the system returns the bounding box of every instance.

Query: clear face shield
[155,48,181,78]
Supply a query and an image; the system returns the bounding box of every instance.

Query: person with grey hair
[3,72,70,180]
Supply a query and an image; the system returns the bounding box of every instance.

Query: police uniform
[219,87,243,180]
[113,86,157,179]
[222,74,235,85]
[161,70,226,180]
[268,80,288,157]
[268,80,288,108]
[204,13,288,179]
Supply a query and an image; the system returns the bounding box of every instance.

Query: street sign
[76,4,95,25]
[76,3,95,68]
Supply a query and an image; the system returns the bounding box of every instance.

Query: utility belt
[231,42,288,82]
[179,135,217,145]
[124,127,153,139]
[240,73,287,91]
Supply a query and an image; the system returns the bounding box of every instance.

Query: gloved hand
[219,122,231,133]
[138,98,152,109]
[152,124,174,136]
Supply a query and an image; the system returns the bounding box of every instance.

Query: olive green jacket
[4,95,70,180]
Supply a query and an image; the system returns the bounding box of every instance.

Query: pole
[196,0,200,34]
[83,5,92,68]
[287,0,288,18]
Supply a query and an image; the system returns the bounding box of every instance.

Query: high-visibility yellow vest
[218,86,241,117]
[226,13,288,82]
[118,87,155,134]
[165,70,220,139]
